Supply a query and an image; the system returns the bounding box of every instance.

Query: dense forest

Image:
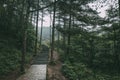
[0,0,119,80]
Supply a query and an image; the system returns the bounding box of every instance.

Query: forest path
[17,50,49,80]
[47,51,67,80]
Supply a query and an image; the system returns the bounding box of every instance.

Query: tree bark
[21,0,30,73]
[35,0,40,56]
[63,15,67,57]
[67,0,72,57]
[49,10,52,47]
[40,5,44,47]
[51,0,56,62]
[57,10,61,52]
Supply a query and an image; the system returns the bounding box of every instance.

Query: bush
[0,47,21,75]
[62,61,93,80]
[62,62,77,80]
[62,61,120,80]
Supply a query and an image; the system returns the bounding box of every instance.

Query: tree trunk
[113,28,119,70]
[63,15,67,57]
[67,0,72,58]
[57,10,61,52]
[49,10,52,47]
[40,6,44,47]
[21,0,30,73]
[20,0,26,73]
[51,0,56,62]
[35,0,40,56]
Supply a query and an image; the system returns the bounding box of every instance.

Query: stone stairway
[17,65,47,80]
[17,48,49,80]
[32,51,49,64]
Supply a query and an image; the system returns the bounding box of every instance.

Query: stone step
[17,65,47,80]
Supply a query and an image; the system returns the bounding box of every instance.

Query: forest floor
[0,64,30,80]
[47,51,67,80]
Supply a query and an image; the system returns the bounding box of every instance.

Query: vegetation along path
[17,47,49,80]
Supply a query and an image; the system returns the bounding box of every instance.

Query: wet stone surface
[17,65,47,80]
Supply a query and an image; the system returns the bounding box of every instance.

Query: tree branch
[29,1,58,13]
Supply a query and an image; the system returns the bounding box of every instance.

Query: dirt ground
[0,70,20,80]
[0,51,67,80]
[47,51,67,80]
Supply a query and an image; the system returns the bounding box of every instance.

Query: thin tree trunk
[30,8,33,23]
[21,0,30,73]
[21,29,27,73]
[63,15,66,57]
[67,0,72,57]
[35,0,40,56]
[20,0,26,73]
[51,0,56,62]
[40,6,44,47]
[113,28,119,70]
[49,10,52,47]
[57,10,60,52]
[57,30,60,52]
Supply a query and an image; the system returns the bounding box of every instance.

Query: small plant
[49,60,57,66]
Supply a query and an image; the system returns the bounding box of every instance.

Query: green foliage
[62,61,93,80]
[0,45,33,76]
[0,0,36,76]
[27,23,36,52]
[0,47,21,75]
[56,1,119,79]
[49,60,57,66]
[61,61,120,80]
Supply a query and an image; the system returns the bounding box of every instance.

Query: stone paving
[17,65,47,80]
[17,46,49,80]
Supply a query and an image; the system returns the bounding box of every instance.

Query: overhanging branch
[29,1,58,13]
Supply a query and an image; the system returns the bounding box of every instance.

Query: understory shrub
[61,61,120,80]
[0,47,21,75]
[62,61,93,80]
